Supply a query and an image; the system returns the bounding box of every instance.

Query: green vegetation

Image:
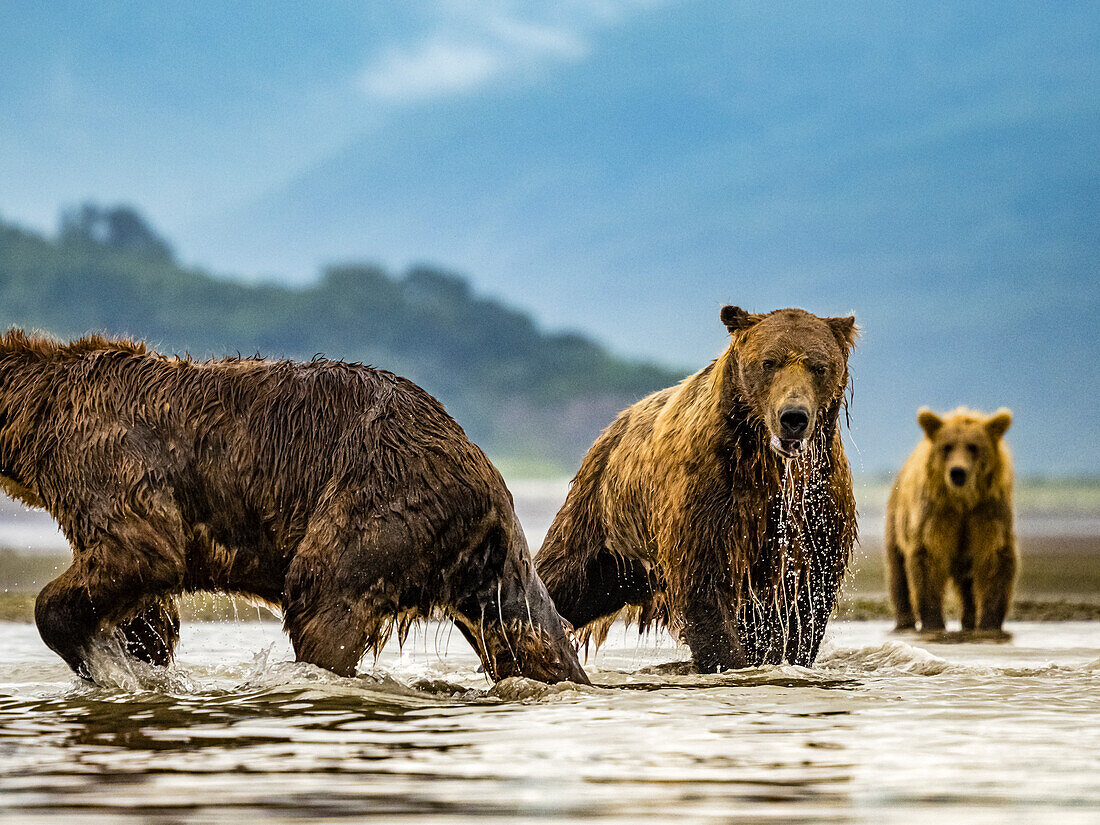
[0,205,681,470]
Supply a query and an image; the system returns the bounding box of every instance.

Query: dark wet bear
[536,307,858,672]
[886,407,1016,635]
[0,330,587,684]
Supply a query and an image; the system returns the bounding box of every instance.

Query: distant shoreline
[3,531,1097,624]
[3,481,1097,625]
[0,591,1096,624]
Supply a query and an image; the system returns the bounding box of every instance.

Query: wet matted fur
[886,406,1016,634]
[0,329,586,683]
[536,307,858,671]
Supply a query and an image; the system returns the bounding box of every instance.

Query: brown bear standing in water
[886,407,1016,635]
[536,307,858,672]
[0,330,587,684]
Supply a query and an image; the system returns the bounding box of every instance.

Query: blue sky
[0,1,661,237]
[2,1,1098,473]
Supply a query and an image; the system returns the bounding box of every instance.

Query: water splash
[81,636,198,694]
[740,428,842,665]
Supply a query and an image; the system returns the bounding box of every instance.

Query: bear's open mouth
[769,435,808,459]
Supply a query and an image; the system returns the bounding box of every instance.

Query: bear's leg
[543,547,656,630]
[116,596,180,667]
[284,594,372,678]
[975,547,1016,631]
[956,576,976,631]
[737,598,785,666]
[284,496,424,677]
[535,414,634,636]
[536,492,653,635]
[35,566,99,679]
[738,601,778,666]
[886,542,916,631]
[968,514,1016,633]
[283,553,383,678]
[35,490,187,678]
[681,588,746,672]
[283,541,381,677]
[784,565,844,667]
[36,557,183,679]
[905,546,947,632]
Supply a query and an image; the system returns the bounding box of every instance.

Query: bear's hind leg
[37,493,187,678]
[117,596,180,667]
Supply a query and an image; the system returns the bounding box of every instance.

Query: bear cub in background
[886,407,1017,636]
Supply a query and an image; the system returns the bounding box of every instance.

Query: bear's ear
[917,407,943,439]
[827,315,858,352]
[986,408,1012,440]
[720,305,762,334]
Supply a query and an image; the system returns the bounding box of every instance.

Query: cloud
[361,39,504,100]
[358,3,658,103]
[484,16,590,61]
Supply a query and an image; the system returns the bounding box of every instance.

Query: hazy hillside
[0,209,679,472]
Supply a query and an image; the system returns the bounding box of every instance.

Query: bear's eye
[942,445,952,458]
[761,359,776,371]
[966,443,979,457]
[810,363,828,377]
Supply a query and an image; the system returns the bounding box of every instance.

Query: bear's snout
[778,405,811,439]
[949,467,968,487]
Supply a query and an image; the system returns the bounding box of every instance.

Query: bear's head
[917,406,1012,501]
[722,306,857,460]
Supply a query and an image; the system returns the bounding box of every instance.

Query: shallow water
[1,620,1098,823]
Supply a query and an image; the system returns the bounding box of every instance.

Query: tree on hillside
[59,203,175,263]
